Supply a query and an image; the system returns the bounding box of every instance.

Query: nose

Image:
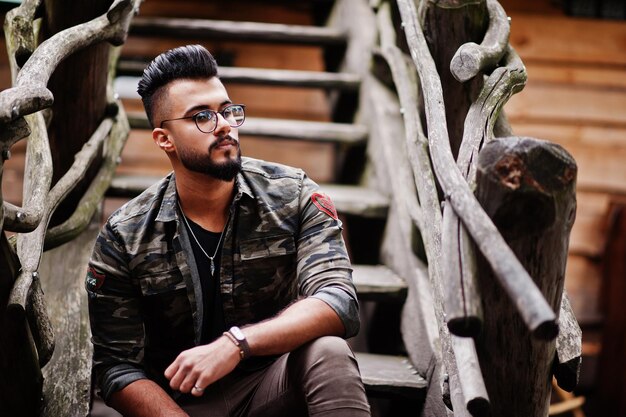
[213,112,232,136]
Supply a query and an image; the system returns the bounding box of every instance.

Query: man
[86,44,371,417]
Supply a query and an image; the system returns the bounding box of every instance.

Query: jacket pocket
[237,234,298,316]
[138,269,186,296]
[239,234,296,261]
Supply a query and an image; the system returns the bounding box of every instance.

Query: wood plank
[498,0,565,15]
[508,13,626,67]
[355,352,427,400]
[116,64,361,90]
[127,113,368,145]
[525,61,626,90]
[129,17,347,46]
[134,0,319,24]
[564,254,603,326]
[107,174,389,219]
[121,38,327,72]
[506,83,626,127]
[322,184,389,219]
[352,264,407,301]
[241,118,367,143]
[569,191,611,259]
[510,122,626,194]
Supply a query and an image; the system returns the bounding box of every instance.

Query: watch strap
[223,326,250,359]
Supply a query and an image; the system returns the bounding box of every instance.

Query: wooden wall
[501,1,626,410]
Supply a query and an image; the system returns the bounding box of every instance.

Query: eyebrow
[183,100,232,117]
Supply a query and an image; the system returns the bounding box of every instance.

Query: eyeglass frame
[159,104,246,133]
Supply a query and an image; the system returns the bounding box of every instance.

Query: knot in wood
[559,166,576,185]
[494,154,524,190]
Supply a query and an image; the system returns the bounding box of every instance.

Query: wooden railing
[334,0,583,415]
[0,1,138,416]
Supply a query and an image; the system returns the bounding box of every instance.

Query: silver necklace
[178,201,229,277]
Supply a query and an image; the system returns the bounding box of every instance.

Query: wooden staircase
[106,0,427,414]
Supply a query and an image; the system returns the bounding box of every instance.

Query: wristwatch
[223,326,251,360]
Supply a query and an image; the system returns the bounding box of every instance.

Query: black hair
[137,44,219,128]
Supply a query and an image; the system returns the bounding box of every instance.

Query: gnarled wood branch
[45,103,130,249]
[7,115,115,366]
[10,115,114,309]
[3,113,52,233]
[443,45,526,336]
[0,0,137,123]
[450,0,510,82]
[3,0,44,76]
[376,5,487,415]
[397,0,558,340]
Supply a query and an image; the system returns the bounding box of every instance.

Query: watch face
[230,326,245,341]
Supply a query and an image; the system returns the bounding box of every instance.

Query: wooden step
[117,64,361,91]
[355,352,427,400]
[107,175,389,219]
[129,17,347,46]
[322,184,389,219]
[127,113,368,145]
[352,264,407,301]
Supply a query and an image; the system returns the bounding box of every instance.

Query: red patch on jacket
[86,266,106,291]
[311,192,338,220]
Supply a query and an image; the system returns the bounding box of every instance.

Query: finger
[191,374,212,397]
[191,384,206,397]
[179,369,200,394]
[164,358,180,380]
[168,359,192,391]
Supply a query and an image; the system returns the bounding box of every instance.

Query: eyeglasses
[160,104,246,133]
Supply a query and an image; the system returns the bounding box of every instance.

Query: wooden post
[419,0,488,158]
[474,136,577,417]
[41,0,112,226]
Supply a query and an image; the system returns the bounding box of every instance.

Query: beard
[179,134,242,181]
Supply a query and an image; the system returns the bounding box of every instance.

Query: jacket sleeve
[296,174,360,338]
[86,221,147,402]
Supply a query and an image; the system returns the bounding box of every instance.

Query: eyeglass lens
[195,105,245,133]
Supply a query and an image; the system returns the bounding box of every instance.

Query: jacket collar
[154,169,254,223]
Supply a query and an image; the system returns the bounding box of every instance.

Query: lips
[211,136,239,151]
[217,140,237,148]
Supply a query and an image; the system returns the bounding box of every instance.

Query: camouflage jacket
[86,157,359,402]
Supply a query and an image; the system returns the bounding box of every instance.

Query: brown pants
[178,336,371,417]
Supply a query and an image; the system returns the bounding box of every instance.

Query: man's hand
[165,335,241,396]
[166,298,345,397]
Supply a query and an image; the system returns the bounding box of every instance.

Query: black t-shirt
[183,216,226,344]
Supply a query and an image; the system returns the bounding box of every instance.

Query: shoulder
[241,157,304,181]
[106,173,173,229]
[240,157,307,201]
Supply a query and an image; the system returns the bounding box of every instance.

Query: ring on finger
[193,385,204,392]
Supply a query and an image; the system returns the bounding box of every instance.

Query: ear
[153,127,174,152]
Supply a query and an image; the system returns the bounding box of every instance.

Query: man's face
[155,77,242,181]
